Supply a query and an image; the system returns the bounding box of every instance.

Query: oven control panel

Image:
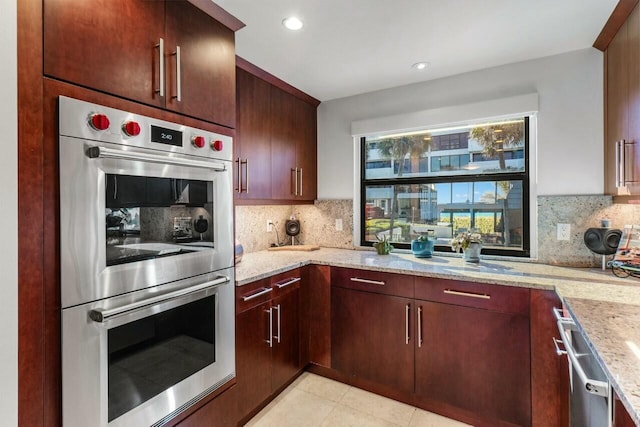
[58,96,233,162]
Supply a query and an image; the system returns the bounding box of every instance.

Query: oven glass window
[105,174,214,266]
[107,295,216,421]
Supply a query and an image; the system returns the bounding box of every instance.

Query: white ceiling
[215,0,618,102]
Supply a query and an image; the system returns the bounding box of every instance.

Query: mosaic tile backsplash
[236,196,640,267]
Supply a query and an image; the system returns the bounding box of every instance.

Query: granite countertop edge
[234,247,640,425]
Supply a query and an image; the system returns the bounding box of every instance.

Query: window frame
[359,117,531,257]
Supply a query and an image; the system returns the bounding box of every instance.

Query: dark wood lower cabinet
[175,385,237,427]
[271,287,300,391]
[331,287,414,393]
[235,300,272,420]
[615,390,636,427]
[415,300,531,426]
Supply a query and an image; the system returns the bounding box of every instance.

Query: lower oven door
[62,268,235,427]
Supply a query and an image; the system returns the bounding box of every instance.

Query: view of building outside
[362,119,527,253]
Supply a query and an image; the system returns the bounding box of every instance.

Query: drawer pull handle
[276,277,301,289]
[417,306,423,348]
[242,287,272,301]
[405,304,410,345]
[350,277,385,286]
[443,289,490,300]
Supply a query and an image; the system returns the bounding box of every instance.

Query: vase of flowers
[411,232,434,258]
[451,230,482,263]
[373,234,394,255]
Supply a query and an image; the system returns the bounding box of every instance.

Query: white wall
[317,48,604,199]
[1,1,18,425]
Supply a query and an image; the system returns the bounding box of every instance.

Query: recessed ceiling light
[282,16,303,31]
[412,62,429,70]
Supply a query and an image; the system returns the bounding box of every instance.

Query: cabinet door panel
[331,287,414,393]
[235,302,272,420]
[271,288,300,391]
[165,1,236,127]
[294,97,317,200]
[236,68,272,199]
[416,301,531,426]
[44,0,165,108]
[270,87,297,200]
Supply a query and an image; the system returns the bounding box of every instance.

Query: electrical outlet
[335,218,343,231]
[267,220,274,232]
[557,223,571,241]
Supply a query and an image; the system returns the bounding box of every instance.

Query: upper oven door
[60,138,234,308]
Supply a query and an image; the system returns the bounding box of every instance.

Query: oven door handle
[556,318,610,397]
[86,145,227,171]
[89,275,230,324]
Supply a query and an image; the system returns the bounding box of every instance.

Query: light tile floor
[244,373,471,427]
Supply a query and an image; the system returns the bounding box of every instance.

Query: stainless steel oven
[59,96,235,426]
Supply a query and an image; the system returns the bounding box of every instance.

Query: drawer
[415,277,529,315]
[270,268,302,298]
[236,278,272,313]
[331,267,414,298]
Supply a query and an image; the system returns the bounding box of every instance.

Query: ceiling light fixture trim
[282,16,303,30]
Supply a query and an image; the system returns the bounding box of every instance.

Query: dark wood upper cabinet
[164,1,235,127]
[235,68,272,199]
[605,2,640,199]
[44,0,236,128]
[235,60,319,203]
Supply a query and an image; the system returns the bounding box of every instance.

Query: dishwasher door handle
[556,319,610,397]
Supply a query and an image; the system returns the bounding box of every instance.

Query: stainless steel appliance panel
[62,269,235,427]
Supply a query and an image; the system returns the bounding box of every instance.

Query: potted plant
[451,230,483,262]
[411,231,435,258]
[373,234,394,255]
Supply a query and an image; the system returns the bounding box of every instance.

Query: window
[361,118,530,256]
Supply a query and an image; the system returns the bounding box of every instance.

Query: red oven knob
[192,136,206,148]
[123,121,141,137]
[90,114,110,131]
[211,140,223,151]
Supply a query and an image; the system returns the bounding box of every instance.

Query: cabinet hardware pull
[172,45,181,102]
[266,307,273,347]
[155,38,165,97]
[291,168,298,196]
[552,337,567,356]
[350,277,385,286]
[443,289,490,300]
[87,145,226,171]
[299,168,303,197]
[616,139,625,188]
[89,276,229,323]
[274,304,281,343]
[243,158,249,193]
[235,158,241,193]
[417,306,423,348]
[405,304,410,345]
[242,287,272,302]
[113,176,117,199]
[276,277,301,289]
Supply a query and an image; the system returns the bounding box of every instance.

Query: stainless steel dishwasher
[553,307,612,427]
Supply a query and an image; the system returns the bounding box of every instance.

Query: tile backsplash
[235,200,354,253]
[236,195,640,268]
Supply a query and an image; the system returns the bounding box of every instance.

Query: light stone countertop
[235,248,640,425]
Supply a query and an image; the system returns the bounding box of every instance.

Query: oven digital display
[151,125,182,147]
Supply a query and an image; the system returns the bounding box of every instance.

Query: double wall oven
[59,97,235,426]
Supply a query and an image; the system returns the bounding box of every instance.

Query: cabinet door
[165,1,236,127]
[235,301,272,420]
[331,287,414,393]
[415,300,531,426]
[235,68,272,200]
[270,86,297,200]
[294,97,317,201]
[626,4,640,193]
[271,287,300,391]
[44,0,165,108]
